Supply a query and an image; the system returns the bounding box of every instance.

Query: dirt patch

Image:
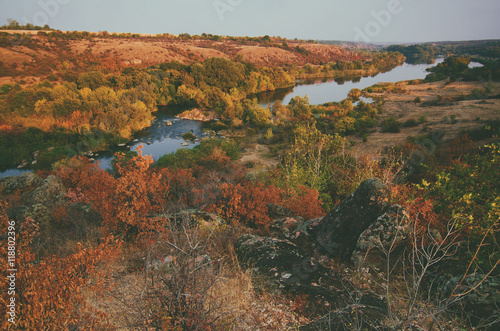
[0,47,34,66]
[238,143,279,174]
[237,46,299,66]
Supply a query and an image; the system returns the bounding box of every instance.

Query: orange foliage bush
[0,209,122,330]
[55,156,114,207]
[206,181,324,227]
[283,185,324,221]
[55,148,170,238]
[207,181,282,227]
[99,150,169,235]
[391,184,444,238]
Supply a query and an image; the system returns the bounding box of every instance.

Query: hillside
[0,30,361,85]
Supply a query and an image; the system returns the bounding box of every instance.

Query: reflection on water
[96,106,206,170]
[258,58,447,106]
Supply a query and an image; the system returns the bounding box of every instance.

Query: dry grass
[351,80,500,156]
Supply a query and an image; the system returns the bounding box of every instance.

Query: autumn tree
[280,122,342,193]
[0,203,121,330]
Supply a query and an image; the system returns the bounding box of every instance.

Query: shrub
[402,118,419,128]
[381,117,401,133]
[182,131,197,141]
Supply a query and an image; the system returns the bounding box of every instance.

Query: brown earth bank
[0,31,362,83]
[350,80,500,157]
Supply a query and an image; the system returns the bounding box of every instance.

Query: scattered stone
[17,160,28,169]
[236,234,339,298]
[176,108,218,122]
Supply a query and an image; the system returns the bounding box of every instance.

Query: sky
[1,0,499,43]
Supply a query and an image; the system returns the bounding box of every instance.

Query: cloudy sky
[1,0,499,43]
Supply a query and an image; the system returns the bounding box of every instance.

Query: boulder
[2,175,66,225]
[236,234,339,299]
[27,175,66,207]
[289,216,324,248]
[270,216,304,237]
[0,172,43,194]
[311,178,391,260]
[351,205,411,270]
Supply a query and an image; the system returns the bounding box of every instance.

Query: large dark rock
[351,205,411,270]
[2,174,66,226]
[236,234,340,299]
[312,178,391,260]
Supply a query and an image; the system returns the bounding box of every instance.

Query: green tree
[289,95,312,119]
[280,122,342,192]
[77,71,107,90]
[243,99,271,127]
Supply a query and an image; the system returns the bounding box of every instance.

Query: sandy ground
[238,143,280,174]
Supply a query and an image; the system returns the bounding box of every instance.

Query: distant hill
[0,30,363,85]
[317,40,383,50]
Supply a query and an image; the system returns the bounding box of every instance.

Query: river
[258,58,446,106]
[0,58,482,177]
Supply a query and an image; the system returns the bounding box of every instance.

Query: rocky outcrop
[236,234,340,299]
[270,216,304,236]
[308,178,391,260]
[2,174,66,224]
[351,205,411,269]
[27,175,66,207]
[176,109,218,122]
[0,172,43,194]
